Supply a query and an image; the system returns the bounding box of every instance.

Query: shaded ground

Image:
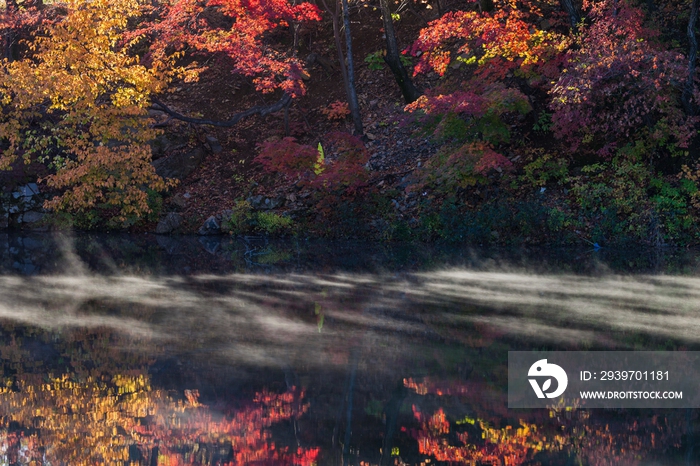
[146,5,449,237]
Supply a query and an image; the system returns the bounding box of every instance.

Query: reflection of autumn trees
[0,373,319,465]
[403,378,688,466]
[409,406,551,465]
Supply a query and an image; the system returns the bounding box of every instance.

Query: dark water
[0,232,699,465]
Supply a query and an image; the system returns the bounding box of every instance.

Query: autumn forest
[2,0,700,244]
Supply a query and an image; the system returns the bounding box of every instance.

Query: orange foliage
[0,372,319,465]
[320,100,351,121]
[0,0,175,224]
[408,0,569,81]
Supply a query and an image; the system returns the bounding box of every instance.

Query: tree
[0,0,322,224]
[1,0,45,61]
[0,0,174,225]
[408,0,568,81]
[560,0,582,29]
[317,0,364,135]
[550,0,696,157]
[682,0,699,115]
[340,0,364,135]
[0,371,319,465]
[379,0,421,103]
[135,0,322,126]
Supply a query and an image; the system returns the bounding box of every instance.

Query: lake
[0,232,698,465]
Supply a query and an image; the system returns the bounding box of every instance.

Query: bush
[221,200,253,235]
[255,132,369,193]
[256,212,293,234]
[221,201,294,236]
[566,142,700,244]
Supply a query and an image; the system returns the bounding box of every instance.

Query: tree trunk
[341,0,364,136]
[3,0,19,61]
[379,0,421,104]
[683,0,699,116]
[560,0,580,30]
[379,380,407,466]
[326,1,351,112]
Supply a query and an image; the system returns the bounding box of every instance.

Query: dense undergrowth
[2,0,700,246]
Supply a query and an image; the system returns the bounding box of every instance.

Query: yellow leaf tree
[0,0,176,225]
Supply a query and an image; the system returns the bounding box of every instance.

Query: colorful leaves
[550,0,696,156]
[134,0,321,97]
[0,371,318,466]
[408,1,569,81]
[255,132,369,192]
[0,0,173,224]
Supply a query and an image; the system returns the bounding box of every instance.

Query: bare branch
[150,93,293,127]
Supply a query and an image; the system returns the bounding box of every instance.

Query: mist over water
[0,233,698,465]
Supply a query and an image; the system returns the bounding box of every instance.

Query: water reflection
[0,234,697,465]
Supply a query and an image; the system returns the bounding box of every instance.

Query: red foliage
[407,0,569,81]
[405,89,487,116]
[313,132,369,192]
[320,100,351,121]
[255,133,369,192]
[474,146,513,175]
[0,1,44,36]
[550,0,698,156]
[130,0,322,97]
[256,137,320,180]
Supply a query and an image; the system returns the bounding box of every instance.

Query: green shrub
[566,142,700,244]
[255,211,293,234]
[221,200,253,235]
[222,201,294,236]
[522,152,569,188]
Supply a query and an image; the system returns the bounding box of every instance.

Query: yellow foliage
[0,0,177,224]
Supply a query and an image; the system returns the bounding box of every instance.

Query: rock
[149,134,171,158]
[8,183,41,214]
[156,212,183,235]
[152,146,207,180]
[170,193,189,210]
[15,183,40,198]
[246,195,284,210]
[13,260,37,275]
[265,197,284,209]
[156,235,182,254]
[247,195,265,209]
[198,216,221,236]
[205,135,223,154]
[198,236,221,254]
[21,211,45,225]
[20,237,43,250]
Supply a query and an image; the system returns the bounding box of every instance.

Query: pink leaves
[405,90,487,117]
[255,133,369,192]
[135,0,321,97]
[407,1,567,81]
[550,0,695,156]
[474,146,513,175]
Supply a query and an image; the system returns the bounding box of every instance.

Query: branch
[150,93,293,127]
